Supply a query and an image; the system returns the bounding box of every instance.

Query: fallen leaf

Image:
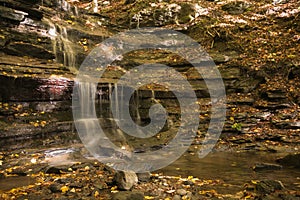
[61,186,69,193]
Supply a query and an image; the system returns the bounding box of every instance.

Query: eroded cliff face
[0,0,299,150]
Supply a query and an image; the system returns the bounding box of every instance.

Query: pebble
[49,183,61,193]
[186,191,193,198]
[137,172,151,182]
[176,188,187,196]
[173,194,181,200]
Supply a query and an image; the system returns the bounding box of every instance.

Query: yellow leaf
[111,186,117,191]
[61,186,69,193]
[94,190,99,197]
[70,188,76,193]
[33,122,39,127]
[230,116,234,121]
[40,121,47,127]
[144,196,155,200]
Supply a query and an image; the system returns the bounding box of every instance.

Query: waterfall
[57,0,79,16]
[77,82,97,118]
[135,90,141,125]
[43,0,79,70]
[57,25,76,68]
[114,83,120,121]
[45,19,76,70]
[108,83,112,118]
[120,85,124,121]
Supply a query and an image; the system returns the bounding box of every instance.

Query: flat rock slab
[277,153,300,168]
[112,191,144,200]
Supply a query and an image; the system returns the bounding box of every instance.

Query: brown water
[159,151,300,193]
[0,176,36,191]
[0,147,299,194]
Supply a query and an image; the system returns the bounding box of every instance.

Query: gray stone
[137,172,151,182]
[115,171,138,190]
[173,195,182,200]
[186,191,193,198]
[176,188,187,196]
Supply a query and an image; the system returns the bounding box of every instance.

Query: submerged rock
[253,163,283,171]
[45,165,71,174]
[256,180,284,194]
[277,153,300,168]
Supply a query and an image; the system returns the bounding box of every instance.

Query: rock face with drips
[0,0,299,157]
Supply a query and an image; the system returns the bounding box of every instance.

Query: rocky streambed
[0,143,299,200]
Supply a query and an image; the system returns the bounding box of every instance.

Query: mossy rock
[177,3,194,24]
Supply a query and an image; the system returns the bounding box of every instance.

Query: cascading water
[45,20,77,70]
[58,25,76,68]
[73,81,133,162]
[78,82,97,118]
[114,83,120,121]
[44,0,79,70]
[135,90,141,125]
[108,83,113,118]
[57,0,78,16]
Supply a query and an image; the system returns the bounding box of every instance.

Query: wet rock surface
[277,153,300,168]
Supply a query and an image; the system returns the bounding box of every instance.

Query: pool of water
[158,151,300,193]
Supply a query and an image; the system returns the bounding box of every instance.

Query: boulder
[114,170,138,190]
